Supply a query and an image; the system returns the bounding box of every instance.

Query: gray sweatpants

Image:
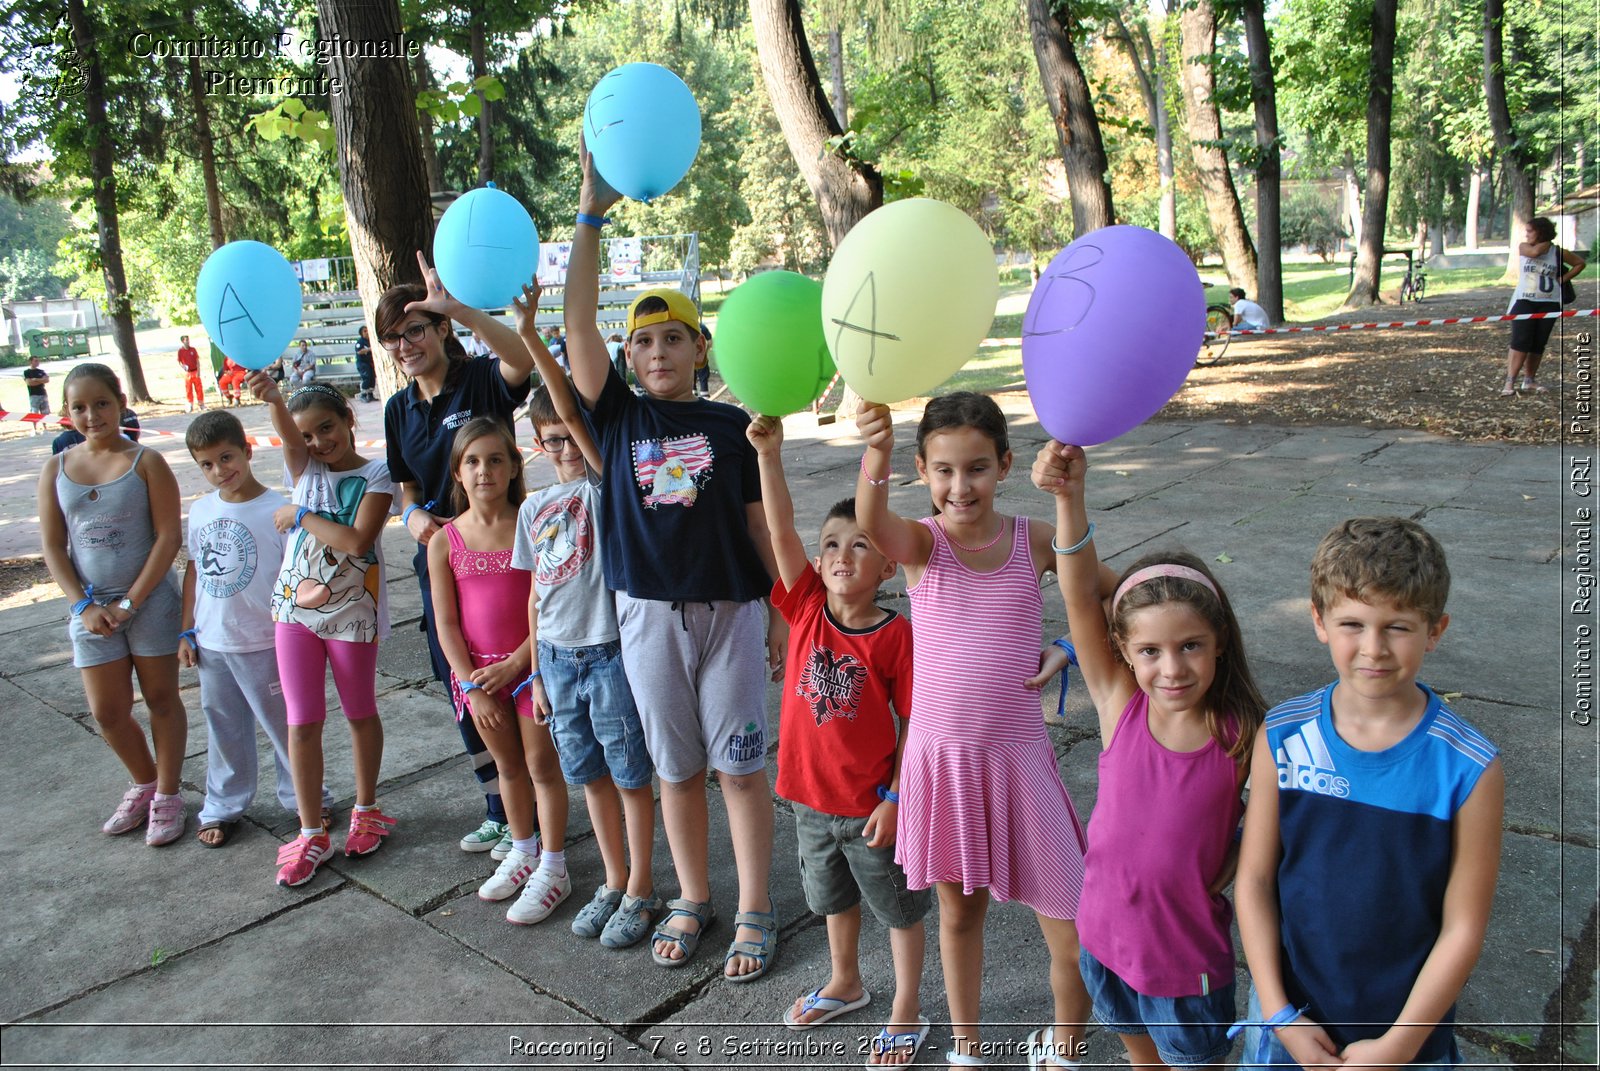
[196,646,332,825]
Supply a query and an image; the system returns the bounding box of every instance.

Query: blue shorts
[1079,947,1234,1068]
[538,639,652,790]
[1239,987,1459,1070]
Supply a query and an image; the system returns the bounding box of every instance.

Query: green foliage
[1279,187,1347,261]
[1123,185,1218,261]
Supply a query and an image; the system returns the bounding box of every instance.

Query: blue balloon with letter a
[433,183,540,311]
[195,241,303,370]
[584,63,701,202]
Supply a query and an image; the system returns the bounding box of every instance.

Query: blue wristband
[1226,1002,1308,1040]
[178,628,198,646]
[1051,522,1095,555]
[576,212,611,230]
[511,669,542,698]
[292,506,311,530]
[403,499,438,527]
[70,583,96,617]
[458,680,482,694]
[876,785,899,804]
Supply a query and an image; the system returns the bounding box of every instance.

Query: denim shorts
[538,639,652,790]
[1079,946,1235,1068]
[793,801,931,929]
[1239,987,1459,1070]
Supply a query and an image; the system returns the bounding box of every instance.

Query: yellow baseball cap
[626,289,701,338]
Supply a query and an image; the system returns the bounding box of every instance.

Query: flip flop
[782,986,872,1030]
[650,898,715,968]
[195,818,239,848]
[865,1015,929,1066]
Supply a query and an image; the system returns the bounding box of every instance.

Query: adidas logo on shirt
[1275,719,1352,798]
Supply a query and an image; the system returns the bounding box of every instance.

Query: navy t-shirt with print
[384,356,530,515]
[586,369,768,603]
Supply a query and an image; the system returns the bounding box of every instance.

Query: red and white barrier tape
[1232,307,1597,336]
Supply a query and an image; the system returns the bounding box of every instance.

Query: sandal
[945,1050,986,1066]
[320,807,333,835]
[866,1016,929,1066]
[1501,382,1517,396]
[196,818,239,848]
[723,904,779,983]
[1025,1026,1077,1069]
[782,986,872,1030]
[650,898,715,968]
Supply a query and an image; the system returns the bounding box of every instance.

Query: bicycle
[1399,261,1427,303]
[1196,303,1234,366]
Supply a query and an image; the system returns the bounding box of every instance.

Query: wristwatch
[116,597,137,615]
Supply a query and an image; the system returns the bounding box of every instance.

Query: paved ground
[0,396,1593,1069]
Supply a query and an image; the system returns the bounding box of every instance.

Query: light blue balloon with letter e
[584,63,701,202]
[433,182,541,311]
[195,240,303,370]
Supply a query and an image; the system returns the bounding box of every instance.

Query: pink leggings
[276,622,380,727]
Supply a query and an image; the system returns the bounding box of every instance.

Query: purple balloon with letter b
[1021,225,1204,445]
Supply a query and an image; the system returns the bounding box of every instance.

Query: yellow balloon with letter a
[820,198,998,404]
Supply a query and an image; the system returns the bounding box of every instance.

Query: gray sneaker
[571,885,624,938]
[600,891,663,949]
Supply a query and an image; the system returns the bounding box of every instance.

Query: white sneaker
[478,848,537,901]
[506,867,571,925]
[459,819,507,853]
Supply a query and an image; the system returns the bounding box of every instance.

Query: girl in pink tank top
[429,417,570,922]
[1035,440,1267,1070]
[857,393,1092,1069]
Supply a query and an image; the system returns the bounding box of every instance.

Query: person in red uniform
[177,336,205,412]
[217,356,248,406]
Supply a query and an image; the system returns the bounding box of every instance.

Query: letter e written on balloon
[215,283,264,345]
[1022,244,1103,337]
[829,273,901,377]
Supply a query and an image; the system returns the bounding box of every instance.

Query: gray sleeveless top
[56,446,161,599]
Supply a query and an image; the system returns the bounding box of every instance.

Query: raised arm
[565,135,624,407]
[746,415,809,588]
[854,403,932,573]
[404,251,534,389]
[247,371,308,482]
[514,283,602,474]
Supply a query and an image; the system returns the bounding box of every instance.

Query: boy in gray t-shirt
[511,342,659,950]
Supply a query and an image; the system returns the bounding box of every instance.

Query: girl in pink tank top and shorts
[429,417,571,925]
[1035,439,1268,1071]
[857,393,1093,1069]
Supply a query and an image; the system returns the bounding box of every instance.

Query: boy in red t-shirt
[176,335,205,412]
[746,415,930,1068]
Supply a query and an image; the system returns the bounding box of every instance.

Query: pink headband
[1112,564,1219,614]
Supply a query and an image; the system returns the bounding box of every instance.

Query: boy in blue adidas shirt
[1237,517,1504,1069]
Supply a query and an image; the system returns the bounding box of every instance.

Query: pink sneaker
[276,833,333,887]
[343,808,396,857]
[102,784,155,835]
[145,794,186,846]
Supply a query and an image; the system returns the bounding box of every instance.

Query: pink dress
[896,515,1086,918]
[444,521,534,720]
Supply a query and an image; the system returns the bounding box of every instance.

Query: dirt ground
[1161,285,1577,443]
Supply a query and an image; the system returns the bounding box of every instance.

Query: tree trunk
[1343,153,1362,248]
[184,9,226,250]
[749,0,882,250]
[470,17,493,185]
[413,50,445,194]
[1466,163,1482,249]
[827,25,848,130]
[65,0,148,401]
[315,0,435,400]
[1242,0,1282,322]
[1111,10,1175,240]
[1177,0,1256,289]
[1343,0,1396,307]
[1025,0,1114,236]
[1484,0,1534,274]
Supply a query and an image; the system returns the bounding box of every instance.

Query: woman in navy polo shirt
[379,256,536,858]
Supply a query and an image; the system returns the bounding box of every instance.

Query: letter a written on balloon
[215,283,264,345]
[829,273,901,377]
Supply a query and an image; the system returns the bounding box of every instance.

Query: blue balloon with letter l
[584,63,701,202]
[195,241,304,370]
[433,182,540,311]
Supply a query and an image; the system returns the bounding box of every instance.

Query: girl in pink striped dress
[857,393,1091,1069]
[1035,441,1266,1071]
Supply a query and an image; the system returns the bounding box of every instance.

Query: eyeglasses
[377,322,436,350]
[539,435,576,453]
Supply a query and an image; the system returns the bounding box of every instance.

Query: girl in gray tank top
[38,363,189,846]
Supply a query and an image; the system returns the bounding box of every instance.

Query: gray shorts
[793,801,931,929]
[613,592,768,782]
[70,577,182,668]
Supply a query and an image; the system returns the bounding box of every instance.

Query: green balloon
[712,271,835,416]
